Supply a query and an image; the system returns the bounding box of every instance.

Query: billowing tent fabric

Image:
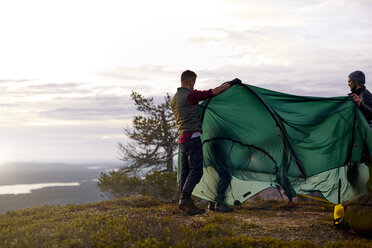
[178,84,372,205]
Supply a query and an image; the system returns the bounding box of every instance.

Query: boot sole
[185,208,205,216]
[216,209,233,212]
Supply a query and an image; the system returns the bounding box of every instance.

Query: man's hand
[352,93,361,106]
[226,78,242,87]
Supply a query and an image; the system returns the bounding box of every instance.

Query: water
[0,182,80,195]
[0,162,120,213]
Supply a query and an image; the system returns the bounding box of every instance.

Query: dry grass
[0,196,371,247]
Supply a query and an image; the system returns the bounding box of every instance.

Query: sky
[0,0,372,163]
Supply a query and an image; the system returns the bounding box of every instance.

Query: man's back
[170,87,202,135]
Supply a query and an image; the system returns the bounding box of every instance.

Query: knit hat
[348,70,366,86]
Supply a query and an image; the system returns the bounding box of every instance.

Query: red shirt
[178,89,214,143]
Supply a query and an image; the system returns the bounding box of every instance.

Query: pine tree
[118,91,178,173]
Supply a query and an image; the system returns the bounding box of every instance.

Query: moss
[324,240,372,248]
[207,213,235,224]
[199,223,225,238]
[318,215,334,226]
[241,222,260,230]
[134,238,165,248]
[109,195,163,208]
[219,236,317,248]
[0,196,370,247]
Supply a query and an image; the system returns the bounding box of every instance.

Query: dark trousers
[179,137,203,197]
[357,139,372,192]
[215,167,232,204]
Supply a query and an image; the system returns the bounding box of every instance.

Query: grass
[0,196,370,247]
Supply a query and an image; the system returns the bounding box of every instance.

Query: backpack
[334,193,372,233]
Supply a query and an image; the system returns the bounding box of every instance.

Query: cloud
[0,79,36,83]
[197,64,352,97]
[0,82,138,125]
[183,0,372,97]
[0,78,174,126]
[0,83,88,99]
[96,65,177,81]
[40,95,135,121]
[15,83,89,96]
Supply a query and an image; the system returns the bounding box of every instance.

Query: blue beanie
[348,70,365,86]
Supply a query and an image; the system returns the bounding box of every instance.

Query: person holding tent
[348,70,372,192]
[349,70,372,125]
[170,70,241,215]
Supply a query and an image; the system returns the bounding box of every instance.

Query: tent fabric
[178,84,372,205]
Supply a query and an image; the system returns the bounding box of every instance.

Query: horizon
[0,158,122,165]
[1,0,372,163]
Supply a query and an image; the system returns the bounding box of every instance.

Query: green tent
[178,84,372,205]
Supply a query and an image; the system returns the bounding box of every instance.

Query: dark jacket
[354,86,372,125]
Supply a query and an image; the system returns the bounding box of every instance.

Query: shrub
[98,170,178,202]
[141,171,178,202]
[97,170,142,198]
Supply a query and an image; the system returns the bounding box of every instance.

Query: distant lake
[0,162,120,213]
[0,182,80,195]
[0,162,119,185]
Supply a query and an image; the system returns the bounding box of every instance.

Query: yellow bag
[334,204,344,225]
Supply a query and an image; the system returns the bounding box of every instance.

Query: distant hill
[0,196,371,247]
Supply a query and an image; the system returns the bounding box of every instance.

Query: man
[348,70,372,192]
[349,70,372,125]
[170,70,241,215]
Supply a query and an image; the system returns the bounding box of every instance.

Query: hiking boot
[179,198,205,216]
[216,203,233,212]
[208,201,216,211]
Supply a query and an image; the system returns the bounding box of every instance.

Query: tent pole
[338,179,342,204]
[242,84,307,179]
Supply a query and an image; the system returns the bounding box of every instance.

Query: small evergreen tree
[98,170,178,202]
[118,91,178,173]
[97,171,143,198]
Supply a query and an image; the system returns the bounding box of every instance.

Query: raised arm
[213,78,242,96]
[188,78,242,105]
[212,83,230,96]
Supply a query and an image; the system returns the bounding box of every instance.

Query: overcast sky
[1,0,372,163]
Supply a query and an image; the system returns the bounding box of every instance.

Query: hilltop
[0,196,371,247]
